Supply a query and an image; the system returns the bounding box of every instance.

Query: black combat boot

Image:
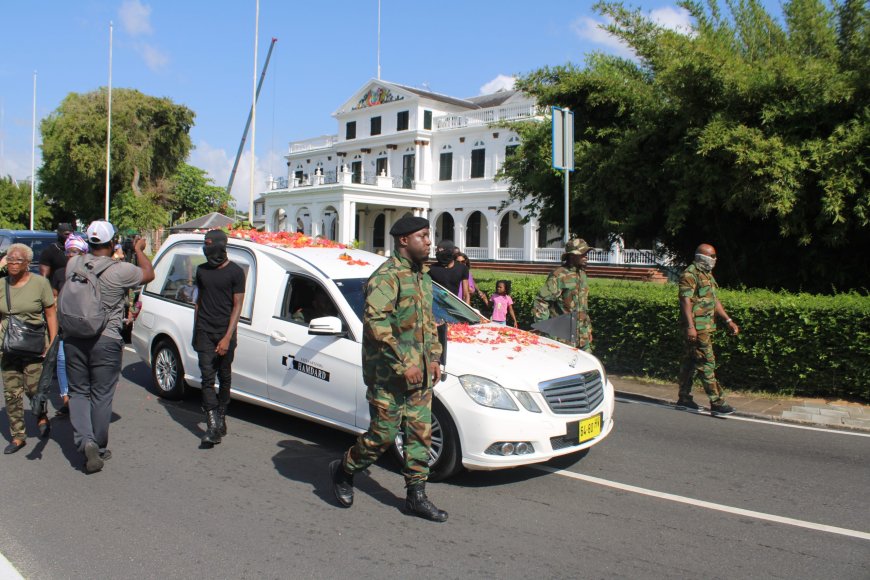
[201,409,222,446]
[329,459,354,507]
[217,403,228,437]
[405,484,448,522]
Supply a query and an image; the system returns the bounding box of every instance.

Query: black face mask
[436,250,453,266]
[203,231,228,267]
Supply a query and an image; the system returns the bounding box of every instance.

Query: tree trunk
[131,166,142,197]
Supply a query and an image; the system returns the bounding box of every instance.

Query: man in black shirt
[428,240,469,302]
[39,223,73,278]
[194,230,246,447]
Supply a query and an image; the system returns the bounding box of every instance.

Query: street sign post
[552,106,574,244]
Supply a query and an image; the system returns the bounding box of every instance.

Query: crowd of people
[0,221,153,469]
[1,216,739,524]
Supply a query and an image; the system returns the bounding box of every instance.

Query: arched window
[468,211,483,246]
[373,214,385,248]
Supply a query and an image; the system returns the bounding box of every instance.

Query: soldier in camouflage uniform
[533,238,593,351]
[677,243,740,416]
[329,216,448,522]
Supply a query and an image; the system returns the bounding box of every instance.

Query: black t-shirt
[39,243,68,277]
[50,267,66,294]
[428,262,469,296]
[194,261,246,335]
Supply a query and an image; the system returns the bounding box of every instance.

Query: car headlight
[459,375,518,411]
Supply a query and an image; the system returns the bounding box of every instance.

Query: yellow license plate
[578,414,602,443]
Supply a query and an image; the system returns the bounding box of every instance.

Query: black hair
[496,279,512,294]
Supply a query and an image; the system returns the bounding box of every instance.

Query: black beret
[389,216,430,236]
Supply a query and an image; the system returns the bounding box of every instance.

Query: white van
[132,233,615,479]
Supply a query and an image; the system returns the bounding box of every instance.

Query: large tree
[501,0,869,291]
[0,176,52,230]
[38,88,195,222]
[170,163,236,224]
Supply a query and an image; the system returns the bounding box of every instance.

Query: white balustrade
[434,104,542,130]
[535,247,562,262]
[497,247,523,261]
[288,135,339,153]
[465,247,489,260]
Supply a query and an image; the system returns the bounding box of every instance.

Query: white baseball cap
[86,220,116,245]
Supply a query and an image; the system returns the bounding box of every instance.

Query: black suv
[0,229,59,274]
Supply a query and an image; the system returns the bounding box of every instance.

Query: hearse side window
[146,242,256,321]
[280,276,344,329]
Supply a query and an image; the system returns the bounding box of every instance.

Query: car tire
[151,340,186,400]
[392,399,462,482]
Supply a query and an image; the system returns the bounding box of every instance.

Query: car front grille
[539,370,604,415]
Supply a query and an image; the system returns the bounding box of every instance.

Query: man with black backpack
[59,221,154,473]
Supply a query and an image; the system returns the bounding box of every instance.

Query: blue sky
[0,0,779,211]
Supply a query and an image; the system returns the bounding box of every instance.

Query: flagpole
[105,21,113,221]
[249,0,260,224]
[30,71,36,230]
[377,0,381,80]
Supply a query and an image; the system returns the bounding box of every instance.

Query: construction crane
[226,37,277,197]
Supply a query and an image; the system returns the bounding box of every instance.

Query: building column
[339,200,355,245]
[523,216,537,261]
[309,206,322,237]
[383,209,394,257]
[487,212,499,261]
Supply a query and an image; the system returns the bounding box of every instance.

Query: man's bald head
[696,244,716,257]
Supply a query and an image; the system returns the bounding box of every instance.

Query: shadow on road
[271,439,405,512]
[448,449,590,488]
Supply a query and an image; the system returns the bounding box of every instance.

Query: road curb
[615,390,870,434]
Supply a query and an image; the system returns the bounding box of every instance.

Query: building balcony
[433,104,542,130]
[288,135,339,153]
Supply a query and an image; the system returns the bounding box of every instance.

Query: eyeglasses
[5,258,27,264]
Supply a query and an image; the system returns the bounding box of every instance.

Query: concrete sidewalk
[611,375,870,432]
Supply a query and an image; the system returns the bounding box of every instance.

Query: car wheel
[392,399,462,482]
[152,340,186,400]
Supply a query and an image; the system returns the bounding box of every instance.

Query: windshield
[335,278,484,325]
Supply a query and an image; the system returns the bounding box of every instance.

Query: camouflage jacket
[532,265,590,323]
[679,263,717,332]
[362,254,442,390]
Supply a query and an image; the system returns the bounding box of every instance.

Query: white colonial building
[256,79,567,261]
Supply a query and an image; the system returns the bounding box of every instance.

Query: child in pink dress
[490,280,517,327]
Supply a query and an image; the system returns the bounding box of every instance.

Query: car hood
[443,323,603,392]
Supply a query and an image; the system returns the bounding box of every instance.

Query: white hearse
[132,233,615,479]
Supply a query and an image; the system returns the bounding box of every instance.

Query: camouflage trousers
[1,354,42,441]
[678,332,723,402]
[343,383,432,487]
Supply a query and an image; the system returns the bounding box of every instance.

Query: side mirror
[308,316,344,336]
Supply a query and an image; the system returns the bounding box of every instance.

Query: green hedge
[470,271,870,401]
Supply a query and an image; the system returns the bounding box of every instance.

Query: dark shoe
[201,409,222,446]
[37,414,51,438]
[675,398,703,412]
[217,404,228,437]
[329,459,354,507]
[100,450,112,461]
[54,405,70,417]
[405,484,448,522]
[710,401,735,416]
[84,441,104,473]
[3,439,26,455]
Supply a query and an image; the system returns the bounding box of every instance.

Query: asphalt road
[1,349,868,579]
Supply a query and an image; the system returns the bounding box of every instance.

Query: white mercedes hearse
[132,233,615,479]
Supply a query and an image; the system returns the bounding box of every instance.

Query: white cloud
[571,5,694,58]
[571,15,634,59]
[479,75,516,95]
[140,43,169,71]
[649,6,693,33]
[189,140,284,213]
[119,0,153,37]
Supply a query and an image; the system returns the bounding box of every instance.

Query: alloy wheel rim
[155,348,177,392]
